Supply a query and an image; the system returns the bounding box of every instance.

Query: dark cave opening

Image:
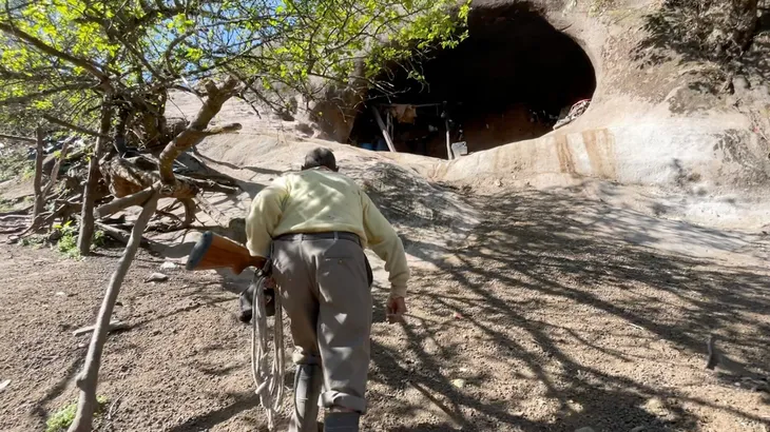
[348,3,597,159]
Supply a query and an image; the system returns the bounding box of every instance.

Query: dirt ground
[1,173,769,432]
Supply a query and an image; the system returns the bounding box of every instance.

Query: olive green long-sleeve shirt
[245,168,409,297]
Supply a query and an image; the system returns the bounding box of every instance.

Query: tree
[1,0,468,248]
[1,1,468,430]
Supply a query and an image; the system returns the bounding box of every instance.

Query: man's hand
[386,295,407,323]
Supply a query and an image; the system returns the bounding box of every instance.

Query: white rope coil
[250,273,286,430]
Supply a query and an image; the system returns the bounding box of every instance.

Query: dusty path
[1,173,769,431]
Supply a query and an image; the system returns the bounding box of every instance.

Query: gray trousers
[271,233,373,414]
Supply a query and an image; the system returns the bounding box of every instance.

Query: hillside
[1,0,770,431]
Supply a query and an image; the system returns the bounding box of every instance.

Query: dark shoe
[323,412,360,432]
[289,364,323,432]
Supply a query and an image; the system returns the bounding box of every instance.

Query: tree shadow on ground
[633,1,770,91]
[159,161,768,431]
[363,170,769,430]
[165,391,266,432]
[29,355,85,428]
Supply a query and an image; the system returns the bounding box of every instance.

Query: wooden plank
[370,106,397,153]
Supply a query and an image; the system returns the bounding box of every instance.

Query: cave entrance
[348,3,597,159]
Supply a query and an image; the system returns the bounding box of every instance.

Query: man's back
[274,169,366,240]
[246,163,408,296]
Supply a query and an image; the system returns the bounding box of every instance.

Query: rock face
[169,0,770,201]
[427,0,770,198]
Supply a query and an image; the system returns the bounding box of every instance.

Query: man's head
[301,147,339,172]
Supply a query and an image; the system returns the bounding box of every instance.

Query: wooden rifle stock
[185,231,265,274]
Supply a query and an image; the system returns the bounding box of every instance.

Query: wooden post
[78,99,113,255]
[32,127,45,222]
[445,120,453,160]
[371,106,397,152]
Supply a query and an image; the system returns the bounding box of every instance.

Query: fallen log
[94,188,154,219]
[0,133,35,143]
[0,205,33,216]
[93,221,155,248]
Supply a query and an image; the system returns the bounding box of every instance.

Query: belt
[274,231,361,246]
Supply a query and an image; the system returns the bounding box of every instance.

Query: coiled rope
[249,271,286,430]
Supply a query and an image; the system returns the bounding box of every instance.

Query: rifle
[185,231,274,321]
[185,231,266,274]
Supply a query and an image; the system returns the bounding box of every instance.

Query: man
[245,147,409,432]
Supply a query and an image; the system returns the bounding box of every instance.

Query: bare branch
[40,137,72,198]
[42,114,109,139]
[31,127,45,221]
[157,75,241,186]
[0,132,35,143]
[68,193,159,432]
[77,100,113,255]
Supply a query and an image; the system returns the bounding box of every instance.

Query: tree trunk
[31,127,46,223]
[78,100,113,255]
[67,193,159,432]
[157,77,240,186]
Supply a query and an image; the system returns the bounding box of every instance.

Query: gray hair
[301,147,338,172]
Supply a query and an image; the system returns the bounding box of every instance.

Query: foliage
[0,194,32,212]
[0,198,13,212]
[52,220,81,258]
[50,220,106,258]
[93,228,107,247]
[20,235,45,247]
[45,396,108,432]
[0,0,469,138]
[232,0,471,106]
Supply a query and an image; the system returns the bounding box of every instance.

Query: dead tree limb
[180,197,196,228]
[31,127,45,223]
[93,221,156,248]
[371,106,397,153]
[42,114,110,139]
[0,132,36,143]
[72,321,129,336]
[41,138,72,199]
[78,100,113,256]
[67,193,158,432]
[94,188,154,219]
[195,195,229,227]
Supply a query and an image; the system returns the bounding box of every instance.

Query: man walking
[245,147,410,432]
